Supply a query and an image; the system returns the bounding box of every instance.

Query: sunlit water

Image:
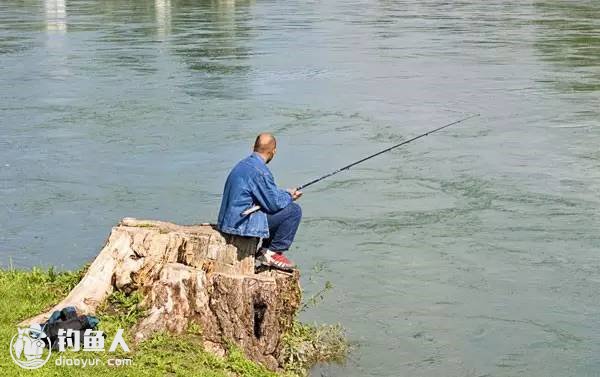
[1,1,599,376]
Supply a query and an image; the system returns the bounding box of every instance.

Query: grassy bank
[0,267,347,377]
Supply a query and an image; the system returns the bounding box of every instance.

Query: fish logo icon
[10,324,52,369]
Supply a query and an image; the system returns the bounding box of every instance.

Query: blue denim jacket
[217,153,292,238]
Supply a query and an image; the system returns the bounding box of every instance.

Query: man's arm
[250,173,293,214]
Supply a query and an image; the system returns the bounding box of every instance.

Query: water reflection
[169,0,254,98]
[155,0,172,38]
[44,0,70,79]
[45,0,67,32]
[534,1,600,93]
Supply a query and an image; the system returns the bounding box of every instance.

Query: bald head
[253,133,277,163]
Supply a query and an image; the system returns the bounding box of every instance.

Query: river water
[1,1,599,376]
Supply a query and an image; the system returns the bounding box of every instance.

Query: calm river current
[1,1,599,376]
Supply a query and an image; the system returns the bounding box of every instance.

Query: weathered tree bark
[20,218,301,370]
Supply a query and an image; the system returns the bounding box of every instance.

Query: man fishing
[217,133,302,271]
[217,115,478,271]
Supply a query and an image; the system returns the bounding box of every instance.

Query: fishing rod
[241,113,479,216]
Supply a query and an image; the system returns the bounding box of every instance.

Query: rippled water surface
[1,1,599,376]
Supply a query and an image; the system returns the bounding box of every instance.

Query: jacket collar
[251,152,267,165]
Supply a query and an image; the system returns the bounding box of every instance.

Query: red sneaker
[256,249,296,271]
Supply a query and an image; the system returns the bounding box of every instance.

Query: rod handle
[241,205,261,216]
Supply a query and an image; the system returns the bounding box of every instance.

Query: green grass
[280,321,348,376]
[0,267,276,377]
[0,267,348,377]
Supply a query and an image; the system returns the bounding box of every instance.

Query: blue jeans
[262,202,302,252]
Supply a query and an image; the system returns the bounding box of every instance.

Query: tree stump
[20,218,302,370]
